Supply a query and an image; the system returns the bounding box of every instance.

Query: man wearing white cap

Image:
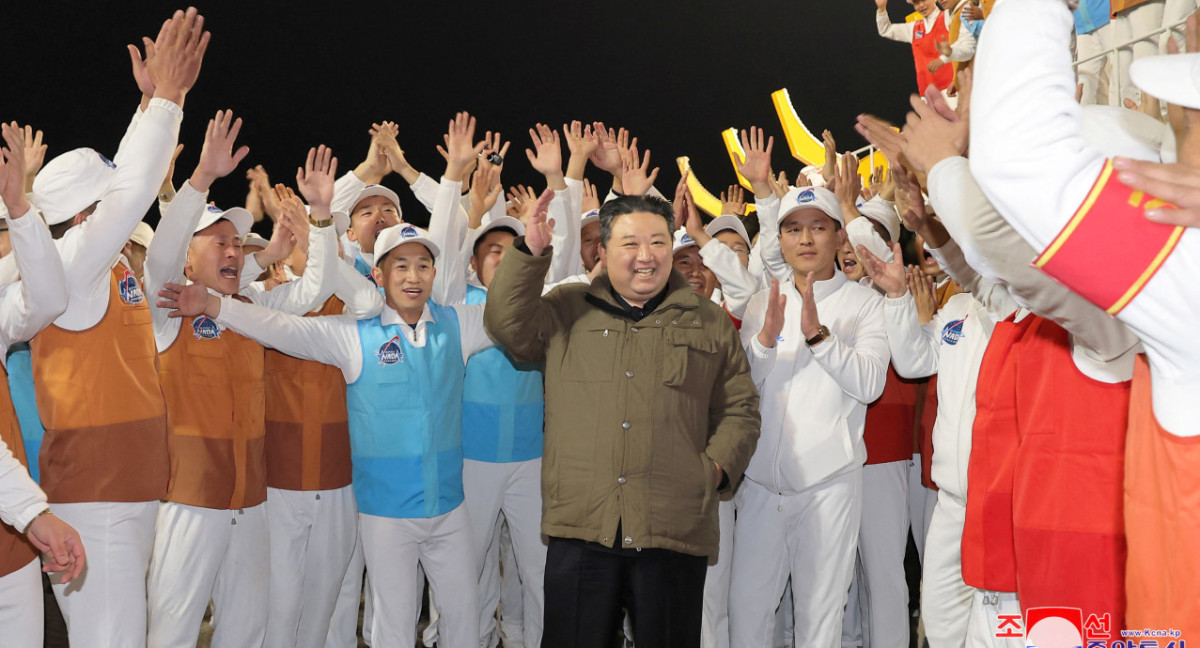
[730,177,890,647]
[970,0,1200,634]
[144,145,338,647]
[340,183,403,277]
[22,10,207,646]
[124,221,155,284]
[0,122,87,645]
[162,219,496,648]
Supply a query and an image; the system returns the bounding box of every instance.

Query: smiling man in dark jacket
[484,193,760,648]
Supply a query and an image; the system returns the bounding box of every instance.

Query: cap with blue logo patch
[672,228,700,255]
[194,205,253,238]
[352,184,403,221]
[373,223,441,263]
[32,148,118,226]
[778,186,844,227]
[466,216,525,259]
[581,208,601,229]
[704,214,751,248]
[856,196,901,242]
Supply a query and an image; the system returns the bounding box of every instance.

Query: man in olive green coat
[484,193,760,648]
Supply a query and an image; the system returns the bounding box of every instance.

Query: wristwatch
[805,325,830,347]
[310,217,334,228]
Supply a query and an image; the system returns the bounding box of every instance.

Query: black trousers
[541,536,708,648]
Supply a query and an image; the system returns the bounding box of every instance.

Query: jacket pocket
[663,332,720,388]
[561,327,616,382]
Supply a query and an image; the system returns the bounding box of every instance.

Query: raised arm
[430,112,486,305]
[876,0,916,42]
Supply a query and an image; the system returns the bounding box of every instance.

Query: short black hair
[598,195,674,246]
[471,226,518,257]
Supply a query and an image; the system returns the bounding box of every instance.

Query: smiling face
[470,229,516,289]
[348,195,401,255]
[672,246,717,299]
[837,238,865,282]
[371,241,436,323]
[599,211,673,307]
[185,219,244,296]
[908,0,937,16]
[580,221,602,272]
[778,208,845,282]
[714,229,751,268]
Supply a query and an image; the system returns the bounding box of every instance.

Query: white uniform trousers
[966,591,1023,648]
[0,557,43,647]
[264,486,358,648]
[462,458,546,648]
[359,504,479,648]
[906,453,936,564]
[1112,1,1166,103]
[844,461,910,648]
[146,501,269,648]
[921,491,974,648]
[729,470,862,648]
[326,533,364,648]
[51,500,158,648]
[496,519,525,647]
[701,498,735,648]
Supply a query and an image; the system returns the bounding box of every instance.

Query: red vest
[1125,357,1200,640]
[864,365,920,465]
[915,375,938,490]
[1011,320,1128,625]
[912,12,955,94]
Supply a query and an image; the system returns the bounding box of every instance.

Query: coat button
[625,370,634,378]
[621,421,631,430]
[630,327,639,333]
[624,536,633,545]
[655,319,661,324]
[618,476,627,485]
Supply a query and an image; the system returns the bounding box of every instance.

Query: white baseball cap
[672,229,700,254]
[195,205,253,238]
[467,216,525,257]
[778,186,844,227]
[32,148,118,226]
[351,184,403,219]
[856,197,901,242]
[704,214,751,248]
[374,223,441,263]
[242,233,270,250]
[580,208,601,229]
[129,221,155,249]
[1130,52,1200,110]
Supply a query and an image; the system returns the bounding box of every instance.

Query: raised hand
[144,8,211,107]
[564,120,598,181]
[296,145,337,211]
[800,272,822,341]
[734,127,774,198]
[526,123,565,188]
[620,142,659,197]
[675,172,711,247]
[961,2,984,20]
[477,130,510,178]
[835,152,863,218]
[21,125,45,192]
[901,92,968,175]
[589,122,624,175]
[909,266,939,324]
[582,178,600,213]
[820,130,838,185]
[858,242,907,297]
[468,164,503,228]
[507,184,539,223]
[246,165,279,220]
[158,281,216,318]
[875,0,888,10]
[440,111,487,183]
[854,115,906,166]
[720,184,747,216]
[127,36,158,102]
[524,189,557,257]
[255,184,301,264]
[756,279,788,349]
[189,110,250,193]
[0,123,30,215]
[355,123,393,185]
[276,191,312,254]
[26,512,86,585]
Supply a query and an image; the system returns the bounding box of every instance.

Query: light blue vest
[462,285,544,463]
[5,345,43,483]
[1075,0,1111,35]
[348,305,465,518]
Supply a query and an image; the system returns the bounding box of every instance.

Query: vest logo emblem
[941,317,966,345]
[914,23,925,39]
[118,270,145,305]
[376,336,405,365]
[192,315,221,340]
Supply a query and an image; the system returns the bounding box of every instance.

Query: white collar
[380,302,435,328]
[787,268,849,302]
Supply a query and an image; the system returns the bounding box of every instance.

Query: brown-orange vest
[158,313,266,510]
[1126,357,1200,641]
[0,364,39,577]
[30,263,169,503]
[263,296,352,492]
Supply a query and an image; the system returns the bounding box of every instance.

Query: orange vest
[1125,357,1200,641]
[0,364,38,578]
[864,366,920,465]
[1010,320,1128,626]
[961,314,1033,592]
[263,296,352,492]
[912,11,955,94]
[30,263,169,503]
[158,313,267,510]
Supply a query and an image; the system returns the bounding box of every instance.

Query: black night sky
[4,1,922,234]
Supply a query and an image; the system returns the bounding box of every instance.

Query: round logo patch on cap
[192,315,221,340]
[376,336,405,365]
[118,270,145,305]
[401,226,419,239]
[797,189,816,204]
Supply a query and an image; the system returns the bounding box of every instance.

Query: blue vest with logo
[5,346,43,483]
[348,304,465,518]
[462,285,544,463]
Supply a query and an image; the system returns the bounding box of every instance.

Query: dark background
[4,1,921,234]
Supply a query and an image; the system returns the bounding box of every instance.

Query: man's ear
[468,255,478,274]
[346,228,359,243]
[370,266,384,286]
[598,244,608,265]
